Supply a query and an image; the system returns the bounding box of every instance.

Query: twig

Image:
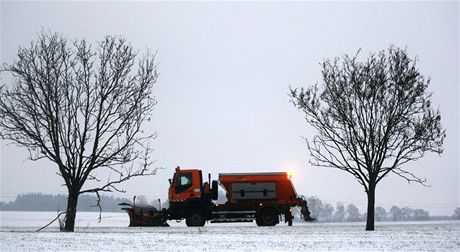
[36,211,67,232]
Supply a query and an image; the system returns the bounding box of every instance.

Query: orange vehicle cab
[168,167,203,203]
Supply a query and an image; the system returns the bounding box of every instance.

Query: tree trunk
[366,183,376,231]
[64,189,79,232]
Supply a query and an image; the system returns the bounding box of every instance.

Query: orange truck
[120,166,314,227]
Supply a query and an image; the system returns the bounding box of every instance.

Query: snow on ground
[1,211,459,251]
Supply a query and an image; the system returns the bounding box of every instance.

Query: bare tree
[290,47,445,230]
[389,206,402,221]
[0,32,159,231]
[334,202,345,222]
[346,204,360,222]
[414,209,429,221]
[323,203,334,222]
[375,207,387,222]
[401,207,414,221]
[453,207,460,220]
[306,196,323,219]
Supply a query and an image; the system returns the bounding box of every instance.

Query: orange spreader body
[219,172,302,206]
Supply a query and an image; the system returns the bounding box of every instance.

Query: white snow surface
[1,211,459,251]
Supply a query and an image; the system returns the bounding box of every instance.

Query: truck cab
[167,167,218,226]
[168,167,203,202]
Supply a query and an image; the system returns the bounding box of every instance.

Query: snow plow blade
[119,203,169,227]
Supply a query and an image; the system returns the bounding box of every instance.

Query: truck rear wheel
[186,210,205,227]
[257,208,278,226]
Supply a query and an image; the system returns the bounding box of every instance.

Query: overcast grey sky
[1,1,458,215]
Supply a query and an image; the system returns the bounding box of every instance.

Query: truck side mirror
[211,180,218,200]
[168,179,172,186]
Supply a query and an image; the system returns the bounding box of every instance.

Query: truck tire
[186,210,205,227]
[257,208,278,226]
[285,212,293,226]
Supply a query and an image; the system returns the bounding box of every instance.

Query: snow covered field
[1,211,459,251]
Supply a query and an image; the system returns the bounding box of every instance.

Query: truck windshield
[175,172,192,193]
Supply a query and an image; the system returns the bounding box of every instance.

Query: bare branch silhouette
[290,46,445,231]
[0,31,159,232]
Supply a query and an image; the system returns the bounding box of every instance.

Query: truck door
[172,172,195,202]
[169,170,203,203]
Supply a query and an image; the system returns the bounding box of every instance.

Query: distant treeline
[0,193,131,212]
[304,196,460,222]
[1,193,459,221]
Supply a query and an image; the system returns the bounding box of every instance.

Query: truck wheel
[257,208,278,226]
[285,213,293,226]
[186,210,205,227]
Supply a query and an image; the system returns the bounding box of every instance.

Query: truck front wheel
[186,210,205,227]
[257,208,278,226]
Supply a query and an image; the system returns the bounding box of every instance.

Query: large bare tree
[290,47,445,230]
[0,32,159,231]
